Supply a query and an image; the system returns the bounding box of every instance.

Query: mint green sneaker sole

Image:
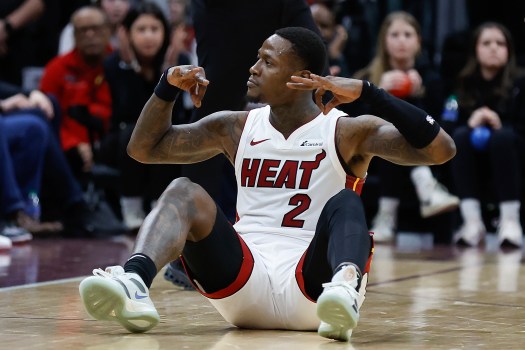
[79,276,159,333]
[317,291,359,341]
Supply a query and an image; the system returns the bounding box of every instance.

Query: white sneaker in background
[120,197,145,230]
[419,183,459,218]
[79,265,160,333]
[370,211,396,243]
[497,220,523,248]
[317,265,361,342]
[0,234,12,251]
[453,221,486,247]
[1,224,32,243]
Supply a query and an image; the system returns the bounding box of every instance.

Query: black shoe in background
[64,201,126,238]
[164,258,194,290]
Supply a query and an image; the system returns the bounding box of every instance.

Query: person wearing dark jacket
[448,22,525,248]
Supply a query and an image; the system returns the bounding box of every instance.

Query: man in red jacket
[40,6,112,178]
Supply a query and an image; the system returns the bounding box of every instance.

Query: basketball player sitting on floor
[79,27,456,341]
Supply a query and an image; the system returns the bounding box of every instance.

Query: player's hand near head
[166,65,209,108]
[287,74,363,114]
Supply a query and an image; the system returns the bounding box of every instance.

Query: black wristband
[154,69,182,102]
[359,81,440,149]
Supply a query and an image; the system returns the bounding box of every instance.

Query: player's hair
[275,27,327,75]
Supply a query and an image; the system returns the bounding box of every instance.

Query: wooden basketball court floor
[1,233,524,349]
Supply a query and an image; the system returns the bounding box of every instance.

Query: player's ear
[294,70,311,79]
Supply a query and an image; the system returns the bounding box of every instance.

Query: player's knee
[161,177,215,215]
[327,189,363,212]
[334,188,360,202]
[161,177,204,204]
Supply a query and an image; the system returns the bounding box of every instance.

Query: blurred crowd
[0,0,524,251]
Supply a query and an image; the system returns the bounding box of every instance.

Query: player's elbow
[431,137,457,165]
[127,141,150,163]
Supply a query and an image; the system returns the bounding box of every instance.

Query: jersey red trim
[345,175,365,195]
[294,250,316,303]
[295,232,374,302]
[181,233,254,299]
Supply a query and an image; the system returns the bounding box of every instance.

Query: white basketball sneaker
[419,183,459,218]
[0,234,12,251]
[317,265,361,341]
[453,221,486,247]
[370,211,396,243]
[79,265,160,333]
[497,219,523,247]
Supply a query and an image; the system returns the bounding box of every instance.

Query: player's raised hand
[166,65,209,108]
[287,74,363,114]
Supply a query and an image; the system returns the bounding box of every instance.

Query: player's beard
[245,94,261,104]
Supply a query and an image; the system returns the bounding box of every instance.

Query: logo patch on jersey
[250,138,270,146]
[426,115,435,125]
[300,139,324,147]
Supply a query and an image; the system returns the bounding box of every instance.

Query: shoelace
[93,266,124,278]
[93,268,112,278]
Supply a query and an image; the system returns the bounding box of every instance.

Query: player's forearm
[127,94,176,163]
[359,81,456,164]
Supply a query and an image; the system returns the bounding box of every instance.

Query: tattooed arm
[288,74,456,170]
[339,115,453,169]
[128,65,248,164]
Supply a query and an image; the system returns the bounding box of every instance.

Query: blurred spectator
[164,0,195,68]
[59,0,132,55]
[449,22,525,248]
[40,5,113,181]
[310,1,349,76]
[1,82,123,237]
[0,0,45,85]
[352,11,459,243]
[102,2,188,230]
[0,91,65,240]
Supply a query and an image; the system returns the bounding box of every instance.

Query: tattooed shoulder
[206,110,248,162]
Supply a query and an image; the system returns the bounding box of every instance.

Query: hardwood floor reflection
[0,232,524,349]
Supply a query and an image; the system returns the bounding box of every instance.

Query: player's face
[476,27,508,71]
[247,35,300,105]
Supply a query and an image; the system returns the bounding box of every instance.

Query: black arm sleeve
[358,81,441,149]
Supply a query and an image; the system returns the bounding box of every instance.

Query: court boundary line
[0,276,86,292]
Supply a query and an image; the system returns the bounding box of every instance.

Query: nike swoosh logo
[352,300,359,314]
[135,291,148,299]
[250,138,270,146]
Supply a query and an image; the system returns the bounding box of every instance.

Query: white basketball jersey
[233,105,365,241]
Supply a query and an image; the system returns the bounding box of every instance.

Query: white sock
[376,197,399,217]
[460,199,483,224]
[499,201,520,223]
[332,264,359,289]
[120,196,144,217]
[150,199,158,210]
[410,166,436,202]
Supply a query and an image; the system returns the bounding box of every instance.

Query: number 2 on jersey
[281,194,311,228]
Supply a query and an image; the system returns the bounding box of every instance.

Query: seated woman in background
[103,2,191,230]
[352,11,459,243]
[449,22,525,247]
